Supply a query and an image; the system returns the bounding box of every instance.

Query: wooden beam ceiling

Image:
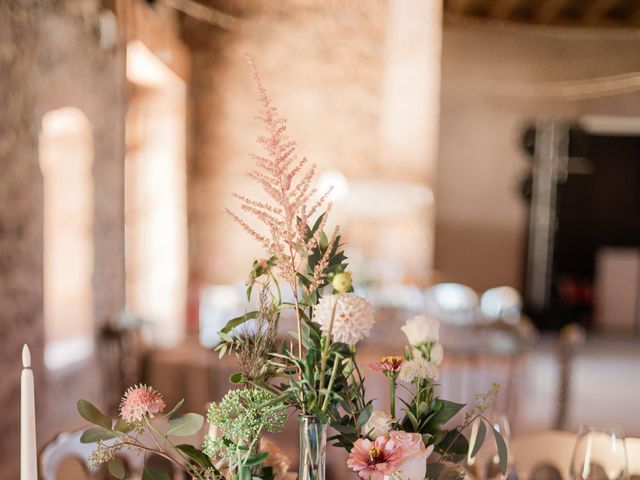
[535,0,570,24]
[583,0,620,25]
[444,0,639,29]
[489,0,521,19]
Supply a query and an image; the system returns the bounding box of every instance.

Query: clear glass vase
[298,415,327,480]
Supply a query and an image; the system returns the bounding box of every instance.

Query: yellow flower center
[381,356,403,368]
[368,446,385,464]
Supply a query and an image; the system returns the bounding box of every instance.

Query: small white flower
[399,357,439,383]
[401,315,440,346]
[363,410,394,439]
[313,293,375,345]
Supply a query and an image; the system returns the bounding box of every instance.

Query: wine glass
[483,414,513,480]
[570,425,628,480]
[465,413,514,480]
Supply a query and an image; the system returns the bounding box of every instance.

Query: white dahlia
[398,357,439,383]
[313,293,375,345]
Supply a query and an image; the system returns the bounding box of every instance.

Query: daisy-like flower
[347,436,403,480]
[313,293,375,345]
[370,356,404,376]
[119,384,166,423]
[398,357,439,383]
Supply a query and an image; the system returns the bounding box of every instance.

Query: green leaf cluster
[77,398,216,479]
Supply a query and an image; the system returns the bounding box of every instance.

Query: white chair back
[424,283,479,326]
[40,430,145,480]
[480,286,522,325]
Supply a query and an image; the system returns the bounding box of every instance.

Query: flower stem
[321,353,342,413]
[318,295,339,407]
[144,417,204,480]
[390,376,396,419]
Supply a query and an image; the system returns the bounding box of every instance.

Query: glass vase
[298,415,327,480]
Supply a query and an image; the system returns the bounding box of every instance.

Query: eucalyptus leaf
[426,400,465,432]
[469,421,487,459]
[108,458,126,479]
[80,426,116,443]
[77,400,112,430]
[142,468,171,480]
[176,444,213,469]
[167,413,204,436]
[113,419,133,434]
[492,426,509,475]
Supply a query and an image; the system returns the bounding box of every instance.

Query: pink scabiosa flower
[347,436,403,480]
[119,384,166,423]
[370,356,404,376]
[313,293,375,345]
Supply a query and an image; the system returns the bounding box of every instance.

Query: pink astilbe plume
[225,55,333,289]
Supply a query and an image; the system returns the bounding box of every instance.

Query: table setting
[19,56,636,480]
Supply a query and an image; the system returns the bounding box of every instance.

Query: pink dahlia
[347,436,403,480]
[370,356,404,375]
[119,384,166,423]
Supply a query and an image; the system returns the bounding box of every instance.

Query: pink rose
[388,431,428,461]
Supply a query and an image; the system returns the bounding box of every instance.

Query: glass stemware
[570,425,628,480]
[465,413,514,480]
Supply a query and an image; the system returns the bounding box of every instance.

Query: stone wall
[0,0,126,474]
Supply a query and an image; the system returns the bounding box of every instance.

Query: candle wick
[22,344,31,369]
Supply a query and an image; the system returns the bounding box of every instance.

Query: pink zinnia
[347,436,403,480]
[119,384,166,423]
[370,356,404,375]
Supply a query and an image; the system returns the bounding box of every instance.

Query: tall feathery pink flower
[347,436,403,480]
[225,55,333,287]
[119,384,166,423]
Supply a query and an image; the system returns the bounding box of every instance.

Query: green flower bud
[332,272,352,292]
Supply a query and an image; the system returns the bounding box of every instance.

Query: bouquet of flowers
[77,57,506,480]
[341,315,506,480]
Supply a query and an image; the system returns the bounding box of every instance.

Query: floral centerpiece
[77,57,506,480]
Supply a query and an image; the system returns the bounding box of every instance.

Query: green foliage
[204,388,286,464]
[77,400,112,430]
[142,468,172,480]
[167,413,204,436]
[80,427,116,443]
[107,459,125,479]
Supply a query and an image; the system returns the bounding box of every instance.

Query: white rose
[429,343,444,365]
[363,410,394,439]
[401,315,440,346]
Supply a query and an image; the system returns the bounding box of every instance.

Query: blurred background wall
[436,24,640,291]
[0,1,127,476]
[186,0,442,288]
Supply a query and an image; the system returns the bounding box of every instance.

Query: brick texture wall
[0,0,126,474]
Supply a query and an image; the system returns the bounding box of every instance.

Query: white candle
[21,344,38,480]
